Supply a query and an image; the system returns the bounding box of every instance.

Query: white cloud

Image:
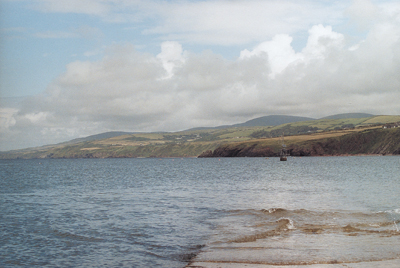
[346,0,381,30]
[2,0,400,151]
[0,108,17,131]
[142,0,346,46]
[240,34,302,77]
[302,25,345,59]
[157,41,186,79]
[25,112,49,124]
[26,0,400,47]
[27,0,347,46]
[239,25,345,77]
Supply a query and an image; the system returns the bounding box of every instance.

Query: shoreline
[0,153,397,160]
[186,258,400,268]
[1,127,399,159]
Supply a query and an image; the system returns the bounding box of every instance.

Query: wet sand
[187,258,400,268]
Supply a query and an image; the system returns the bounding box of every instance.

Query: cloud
[240,34,301,77]
[141,0,346,46]
[157,41,186,79]
[346,0,381,30]
[2,1,400,150]
[25,1,400,47]
[239,24,345,78]
[302,25,345,58]
[0,107,17,131]
[27,0,346,45]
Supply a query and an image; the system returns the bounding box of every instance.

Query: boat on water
[280,133,288,161]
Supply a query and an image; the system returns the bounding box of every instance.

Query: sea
[1,156,399,267]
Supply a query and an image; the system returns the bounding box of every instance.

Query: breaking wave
[190,207,400,266]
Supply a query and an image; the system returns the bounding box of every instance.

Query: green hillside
[1,115,399,159]
[319,113,374,120]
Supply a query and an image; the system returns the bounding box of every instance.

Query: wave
[228,218,296,243]
[261,208,288,214]
[190,208,400,266]
[213,208,400,244]
[383,208,400,214]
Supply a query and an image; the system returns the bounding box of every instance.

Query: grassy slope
[1,115,399,159]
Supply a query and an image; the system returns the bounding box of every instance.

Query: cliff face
[198,128,400,157]
[288,127,400,156]
[198,145,277,157]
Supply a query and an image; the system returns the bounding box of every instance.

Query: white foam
[394,221,399,232]
[287,218,296,230]
[278,217,296,230]
[384,208,400,214]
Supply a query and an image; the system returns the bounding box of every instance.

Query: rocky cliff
[198,127,400,157]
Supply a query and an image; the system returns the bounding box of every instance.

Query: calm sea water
[1,156,399,267]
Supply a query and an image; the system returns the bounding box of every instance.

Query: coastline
[186,259,400,268]
[198,127,400,158]
[1,127,399,159]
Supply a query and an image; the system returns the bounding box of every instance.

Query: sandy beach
[187,258,400,268]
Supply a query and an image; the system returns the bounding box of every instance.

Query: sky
[1,0,400,151]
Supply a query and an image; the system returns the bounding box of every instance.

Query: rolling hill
[61,131,136,145]
[1,113,399,159]
[188,113,375,131]
[187,115,315,131]
[319,113,374,120]
[57,113,377,145]
[231,115,315,127]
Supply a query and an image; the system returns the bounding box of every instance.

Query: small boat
[280,133,288,161]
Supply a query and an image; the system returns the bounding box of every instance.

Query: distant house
[383,122,400,129]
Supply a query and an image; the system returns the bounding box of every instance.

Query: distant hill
[233,115,315,127]
[1,114,400,159]
[48,113,377,145]
[188,115,315,131]
[190,113,376,131]
[62,131,135,144]
[320,113,374,120]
